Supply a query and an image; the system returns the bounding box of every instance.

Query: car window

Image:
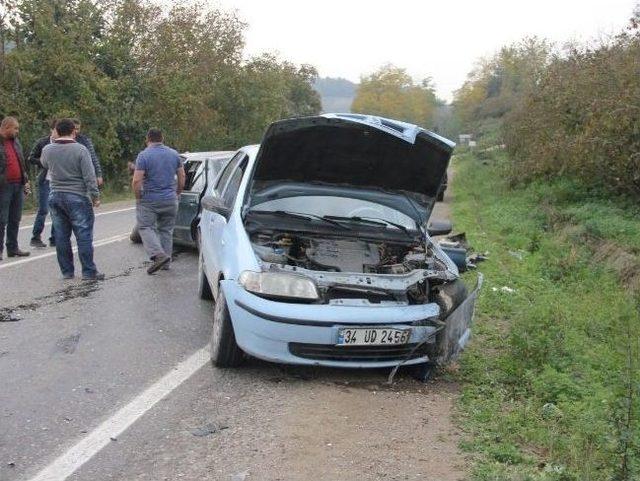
[183,160,201,191]
[214,151,244,195]
[221,156,249,207]
[190,161,207,193]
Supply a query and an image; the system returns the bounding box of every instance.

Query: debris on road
[56,333,81,354]
[191,422,229,437]
[0,310,20,322]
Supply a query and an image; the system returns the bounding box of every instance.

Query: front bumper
[221,280,442,368]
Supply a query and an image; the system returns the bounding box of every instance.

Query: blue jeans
[49,191,98,278]
[0,182,24,253]
[32,177,54,241]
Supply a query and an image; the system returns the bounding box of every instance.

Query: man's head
[49,118,59,138]
[146,128,163,145]
[0,117,19,139]
[72,118,81,134]
[55,118,77,138]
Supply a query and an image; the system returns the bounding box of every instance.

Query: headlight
[239,271,319,300]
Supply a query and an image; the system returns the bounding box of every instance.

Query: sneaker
[62,273,74,280]
[147,254,170,274]
[82,272,105,281]
[30,238,47,248]
[7,249,30,257]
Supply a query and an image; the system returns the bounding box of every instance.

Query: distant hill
[313,77,357,113]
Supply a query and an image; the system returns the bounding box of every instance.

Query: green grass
[23,183,133,214]
[451,152,640,480]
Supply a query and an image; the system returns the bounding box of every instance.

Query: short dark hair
[49,118,58,129]
[55,118,76,137]
[71,118,81,127]
[146,128,163,143]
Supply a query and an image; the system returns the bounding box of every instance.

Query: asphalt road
[1,194,466,481]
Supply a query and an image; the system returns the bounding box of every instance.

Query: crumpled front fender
[436,272,484,364]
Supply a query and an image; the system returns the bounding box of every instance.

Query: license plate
[337,328,411,346]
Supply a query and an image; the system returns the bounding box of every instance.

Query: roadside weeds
[451,152,640,480]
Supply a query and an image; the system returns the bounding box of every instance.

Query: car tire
[210,290,244,368]
[198,252,213,300]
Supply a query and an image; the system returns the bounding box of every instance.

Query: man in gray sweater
[41,118,104,280]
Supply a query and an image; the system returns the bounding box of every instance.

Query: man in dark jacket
[0,116,31,260]
[72,119,103,187]
[29,120,58,248]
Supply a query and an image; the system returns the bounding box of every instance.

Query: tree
[351,64,438,127]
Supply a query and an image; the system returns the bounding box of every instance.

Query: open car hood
[247,114,455,222]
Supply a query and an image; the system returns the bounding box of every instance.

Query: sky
[212,0,637,101]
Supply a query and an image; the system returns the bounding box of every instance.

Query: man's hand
[132,169,145,200]
[97,177,104,187]
[92,197,101,208]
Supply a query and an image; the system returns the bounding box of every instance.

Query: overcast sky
[213,0,637,101]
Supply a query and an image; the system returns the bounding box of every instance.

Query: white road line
[0,234,130,270]
[20,206,135,231]
[28,347,210,481]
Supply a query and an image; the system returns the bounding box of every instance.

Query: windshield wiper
[249,210,352,230]
[322,215,416,239]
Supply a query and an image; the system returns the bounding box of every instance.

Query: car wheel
[191,220,201,250]
[210,289,244,367]
[409,362,437,382]
[198,251,213,300]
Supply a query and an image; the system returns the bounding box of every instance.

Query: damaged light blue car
[198,114,482,370]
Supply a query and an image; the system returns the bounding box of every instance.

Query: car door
[175,159,205,245]
[201,151,246,284]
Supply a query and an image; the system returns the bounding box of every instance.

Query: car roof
[180,151,235,161]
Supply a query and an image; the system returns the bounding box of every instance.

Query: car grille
[288,342,430,363]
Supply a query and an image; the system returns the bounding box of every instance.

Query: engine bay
[250,232,447,274]
[250,231,454,305]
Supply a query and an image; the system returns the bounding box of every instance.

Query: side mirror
[201,195,231,218]
[427,219,453,236]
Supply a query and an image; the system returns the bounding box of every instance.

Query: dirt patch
[273,379,466,481]
[591,240,640,293]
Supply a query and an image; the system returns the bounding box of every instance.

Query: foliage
[503,18,640,197]
[0,0,321,185]
[351,64,440,128]
[452,37,551,140]
[452,151,640,480]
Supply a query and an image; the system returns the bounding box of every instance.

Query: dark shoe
[82,272,105,281]
[63,273,74,280]
[30,238,47,248]
[7,249,30,257]
[130,228,142,244]
[0,252,3,261]
[147,255,170,274]
[49,239,56,247]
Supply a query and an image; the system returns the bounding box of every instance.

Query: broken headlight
[239,271,319,300]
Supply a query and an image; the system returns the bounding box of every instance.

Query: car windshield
[251,196,418,230]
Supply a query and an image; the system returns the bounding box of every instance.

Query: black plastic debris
[191,422,229,437]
